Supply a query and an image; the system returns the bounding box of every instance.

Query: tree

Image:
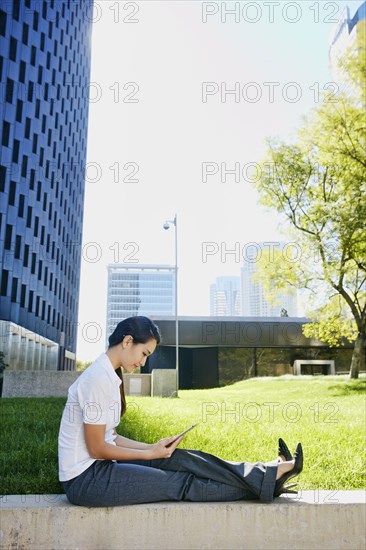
[76,359,92,372]
[0,351,8,395]
[256,38,366,378]
[0,351,7,375]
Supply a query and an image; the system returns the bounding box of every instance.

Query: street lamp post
[163,214,179,397]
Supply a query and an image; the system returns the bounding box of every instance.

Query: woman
[58,316,303,506]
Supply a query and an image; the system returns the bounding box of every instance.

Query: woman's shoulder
[69,353,110,391]
[79,353,109,379]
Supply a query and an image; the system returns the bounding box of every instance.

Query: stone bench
[0,491,365,549]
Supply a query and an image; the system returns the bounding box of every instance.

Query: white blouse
[58,353,122,482]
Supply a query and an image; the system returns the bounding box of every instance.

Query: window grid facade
[0,1,93,369]
[106,265,176,338]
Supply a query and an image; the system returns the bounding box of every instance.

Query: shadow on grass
[327,379,366,396]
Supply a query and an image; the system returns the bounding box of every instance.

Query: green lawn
[0,376,365,494]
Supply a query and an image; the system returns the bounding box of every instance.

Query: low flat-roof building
[142,317,354,388]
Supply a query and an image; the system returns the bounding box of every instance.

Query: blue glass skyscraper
[0,1,93,370]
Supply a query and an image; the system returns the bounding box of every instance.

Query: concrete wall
[151,369,176,397]
[123,373,151,396]
[2,371,81,398]
[0,491,364,549]
[2,371,154,398]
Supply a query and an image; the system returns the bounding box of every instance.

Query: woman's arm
[113,432,152,450]
[84,424,183,461]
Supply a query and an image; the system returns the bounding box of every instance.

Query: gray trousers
[63,449,278,506]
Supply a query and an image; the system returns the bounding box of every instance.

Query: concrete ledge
[0,491,365,549]
[2,371,81,398]
[2,371,154,398]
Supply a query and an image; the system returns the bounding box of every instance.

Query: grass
[0,376,365,495]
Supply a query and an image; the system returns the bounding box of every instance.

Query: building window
[34,216,39,237]
[26,206,32,228]
[0,165,6,191]
[32,133,38,154]
[5,224,12,249]
[18,194,25,217]
[22,23,29,45]
[25,117,31,139]
[29,169,35,190]
[19,60,26,83]
[16,99,23,122]
[9,37,17,61]
[27,81,34,101]
[12,139,20,163]
[23,244,29,267]
[15,235,21,259]
[21,155,28,178]
[2,121,10,147]
[13,0,20,21]
[0,10,7,36]
[37,65,43,85]
[30,45,36,66]
[20,284,26,307]
[35,181,42,202]
[33,10,39,31]
[1,270,8,296]
[6,78,14,103]
[31,253,36,274]
[28,290,34,312]
[9,180,16,205]
[11,278,18,302]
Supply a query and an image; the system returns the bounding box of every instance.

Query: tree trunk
[349,333,366,379]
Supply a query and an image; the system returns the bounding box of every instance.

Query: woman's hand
[148,436,184,459]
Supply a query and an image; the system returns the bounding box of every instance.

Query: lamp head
[163,222,170,230]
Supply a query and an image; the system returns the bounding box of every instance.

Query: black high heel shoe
[274,442,303,497]
[278,438,293,461]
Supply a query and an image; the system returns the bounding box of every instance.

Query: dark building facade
[144,317,355,389]
[0,1,93,370]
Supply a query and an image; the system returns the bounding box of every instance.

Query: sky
[76,0,363,361]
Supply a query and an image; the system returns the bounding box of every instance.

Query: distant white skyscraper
[210,276,241,316]
[241,243,297,317]
[106,264,175,338]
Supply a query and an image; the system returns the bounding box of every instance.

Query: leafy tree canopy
[255,34,366,377]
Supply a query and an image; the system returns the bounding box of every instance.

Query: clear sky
[76,0,362,361]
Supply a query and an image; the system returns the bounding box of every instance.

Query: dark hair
[108,316,161,416]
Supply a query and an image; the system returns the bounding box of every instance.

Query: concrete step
[0,491,365,549]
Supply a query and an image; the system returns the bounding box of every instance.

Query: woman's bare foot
[276,459,295,480]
